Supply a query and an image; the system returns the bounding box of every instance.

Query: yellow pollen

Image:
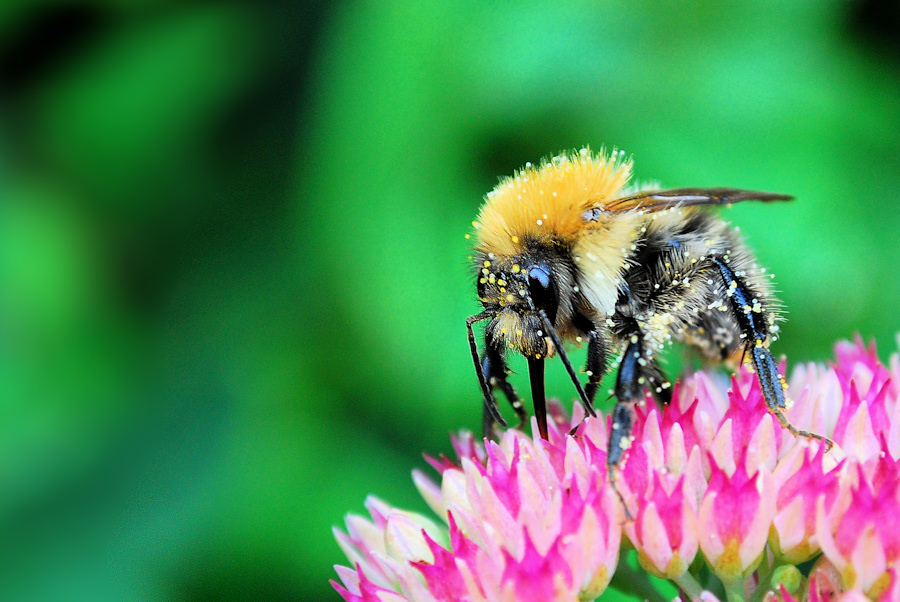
[512,264,520,273]
[511,235,520,243]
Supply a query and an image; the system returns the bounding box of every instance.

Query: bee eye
[526,264,558,323]
[581,207,608,222]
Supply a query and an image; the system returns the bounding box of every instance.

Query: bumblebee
[467,148,830,470]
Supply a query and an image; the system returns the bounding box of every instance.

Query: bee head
[522,263,558,323]
[474,244,575,358]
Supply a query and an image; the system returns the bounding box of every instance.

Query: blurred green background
[1,1,898,600]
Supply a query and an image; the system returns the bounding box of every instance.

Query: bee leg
[712,258,833,451]
[608,333,646,467]
[565,314,611,437]
[585,332,607,403]
[481,348,528,429]
[536,309,597,420]
[607,329,658,520]
[482,402,500,441]
[467,311,507,439]
[646,359,672,407]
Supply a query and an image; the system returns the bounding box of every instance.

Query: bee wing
[605,188,793,213]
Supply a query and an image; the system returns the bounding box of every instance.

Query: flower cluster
[333,339,900,601]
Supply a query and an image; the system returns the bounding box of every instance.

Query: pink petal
[817,495,847,573]
[684,446,707,509]
[333,565,362,596]
[642,409,665,471]
[711,419,737,477]
[698,489,726,566]
[746,412,778,475]
[698,463,771,579]
[739,471,775,569]
[413,469,444,518]
[840,395,880,463]
[563,505,618,597]
[563,436,591,495]
[332,566,409,602]
[501,534,574,601]
[384,512,437,564]
[847,525,887,593]
[634,501,674,575]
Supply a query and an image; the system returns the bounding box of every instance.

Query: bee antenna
[536,310,597,418]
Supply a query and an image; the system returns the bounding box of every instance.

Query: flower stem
[724,580,745,602]
[673,572,704,600]
[748,557,785,602]
[608,554,667,602]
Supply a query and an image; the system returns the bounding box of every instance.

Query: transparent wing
[605,187,793,213]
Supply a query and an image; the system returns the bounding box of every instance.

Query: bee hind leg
[712,257,833,451]
[749,344,832,449]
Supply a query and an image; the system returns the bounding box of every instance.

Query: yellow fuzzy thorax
[473,148,632,256]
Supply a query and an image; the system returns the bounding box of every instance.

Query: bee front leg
[481,346,528,429]
[712,258,833,450]
[467,312,507,439]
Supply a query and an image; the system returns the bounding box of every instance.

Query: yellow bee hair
[473,147,648,317]
[472,147,632,256]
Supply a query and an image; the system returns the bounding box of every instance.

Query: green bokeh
[1,2,898,600]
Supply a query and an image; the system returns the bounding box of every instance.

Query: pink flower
[333,338,900,601]
[770,444,841,563]
[624,472,700,579]
[337,423,622,601]
[698,461,775,584]
[774,560,900,602]
[816,461,900,597]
